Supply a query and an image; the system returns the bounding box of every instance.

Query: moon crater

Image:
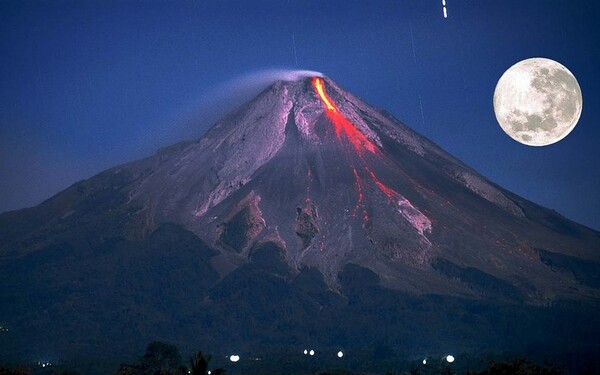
[493,57,582,146]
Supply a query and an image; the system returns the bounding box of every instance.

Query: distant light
[230,355,240,363]
[443,7,448,18]
[423,359,427,365]
[208,371,211,375]
[446,355,455,363]
[303,349,308,355]
[309,349,315,356]
[337,351,344,358]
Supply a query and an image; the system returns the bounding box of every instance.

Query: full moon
[493,57,582,146]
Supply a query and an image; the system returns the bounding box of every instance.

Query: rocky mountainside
[1,76,599,373]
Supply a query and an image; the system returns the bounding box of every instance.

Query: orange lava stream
[311,77,400,222]
[366,167,397,201]
[312,78,378,155]
[352,166,368,220]
[313,78,337,112]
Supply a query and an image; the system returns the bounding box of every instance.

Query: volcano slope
[1,77,599,372]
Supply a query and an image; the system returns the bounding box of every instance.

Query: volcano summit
[1,76,599,372]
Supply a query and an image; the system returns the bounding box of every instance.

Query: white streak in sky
[409,22,417,64]
[418,94,427,136]
[410,23,426,135]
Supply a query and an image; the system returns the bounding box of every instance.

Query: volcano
[1,76,599,373]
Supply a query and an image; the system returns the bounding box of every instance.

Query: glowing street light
[309,349,315,356]
[337,350,344,358]
[422,358,427,365]
[446,355,455,363]
[229,355,240,363]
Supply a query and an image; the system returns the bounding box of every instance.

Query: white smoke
[196,68,323,115]
[196,69,324,115]
[230,69,324,87]
[150,68,324,147]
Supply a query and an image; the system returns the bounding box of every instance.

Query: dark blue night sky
[1,1,599,229]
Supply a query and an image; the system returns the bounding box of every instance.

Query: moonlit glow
[230,355,240,362]
[446,355,455,363]
[493,57,583,146]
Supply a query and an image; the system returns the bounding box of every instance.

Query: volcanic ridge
[1,75,599,373]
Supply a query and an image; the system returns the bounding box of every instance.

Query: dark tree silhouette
[140,341,183,372]
[190,352,209,375]
[466,359,564,375]
[114,342,227,375]
[190,352,225,375]
[0,364,32,375]
[115,341,186,375]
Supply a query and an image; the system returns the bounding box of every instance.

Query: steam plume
[154,69,324,146]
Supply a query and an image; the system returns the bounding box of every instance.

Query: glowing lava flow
[366,167,396,201]
[311,77,432,241]
[313,78,337,112]
[307,77,431,246]
[312,78,378,155]
[312,77,400,218]
[352,166,368,220]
